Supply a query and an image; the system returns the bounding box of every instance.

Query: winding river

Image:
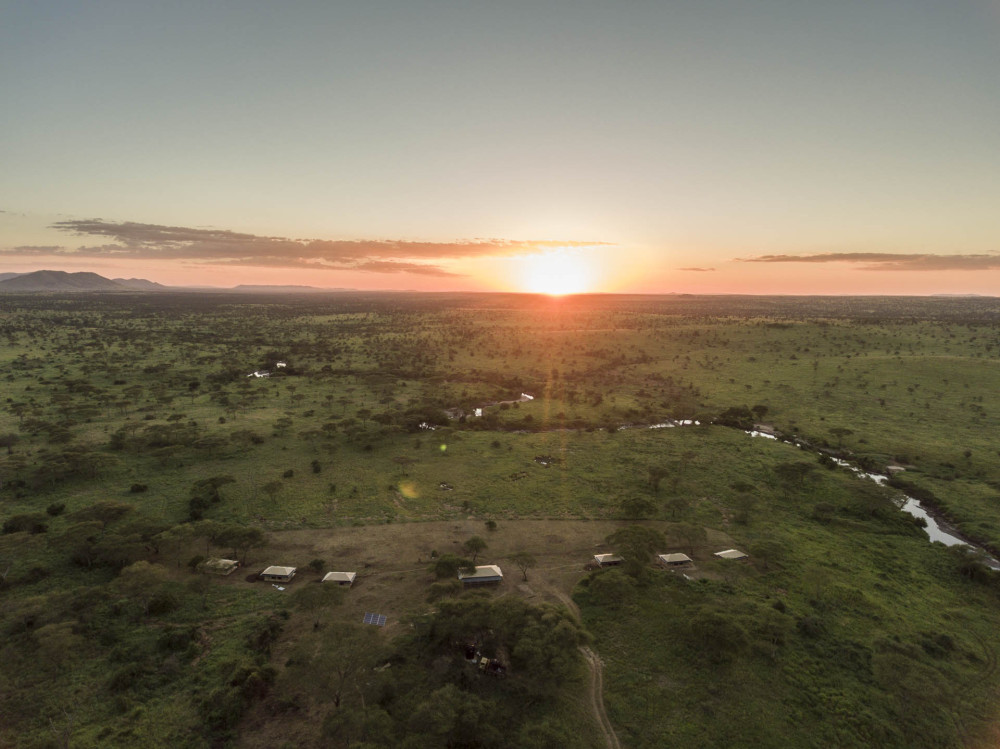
[457,399,999,569]
[746,427,1000,569]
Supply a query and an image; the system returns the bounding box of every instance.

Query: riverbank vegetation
[1,292,999,747]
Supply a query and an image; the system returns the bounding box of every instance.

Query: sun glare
[517,248,598,295]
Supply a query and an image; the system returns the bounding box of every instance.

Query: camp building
[714,549,749,561]
[322,571,357,587]
[594,553,624,567]
[458,565,503,587]
[201,558,239,575]
[260,565,296,582]
[658,553,692,567]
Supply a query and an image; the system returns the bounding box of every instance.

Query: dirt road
[543,585,622,749]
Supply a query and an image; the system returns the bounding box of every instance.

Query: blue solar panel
[363,612,387,627]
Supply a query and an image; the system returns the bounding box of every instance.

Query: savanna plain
[2,291,1000,749]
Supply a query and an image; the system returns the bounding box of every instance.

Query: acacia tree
[213,524,268,565]
[114,561,171,617]
[829,426,853,448]
[431,554,475,579]
[509,551,536,581]
[619,496,655,519]
[669,522,707,557]
[463,536,488,563]
[605,525,666,578]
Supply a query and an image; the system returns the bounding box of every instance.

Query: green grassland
[1,292,1000,748]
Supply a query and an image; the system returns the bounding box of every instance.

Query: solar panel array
[362,612,387,627]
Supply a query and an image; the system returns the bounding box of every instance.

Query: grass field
[2,292,1000,748]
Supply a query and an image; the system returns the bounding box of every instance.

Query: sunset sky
[2,1,999,294]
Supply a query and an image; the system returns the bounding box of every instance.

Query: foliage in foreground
[260,594,595,749]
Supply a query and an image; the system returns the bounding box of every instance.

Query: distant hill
[0,270,164,292]
[112,277,169,291]
[0,272,24,282]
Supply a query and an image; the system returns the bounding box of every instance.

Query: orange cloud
[0,219,611,278]
[739,252,1000,271]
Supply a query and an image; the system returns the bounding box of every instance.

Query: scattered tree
[463,536,488,563]
[509,551,537,581]
[605,525,666,578]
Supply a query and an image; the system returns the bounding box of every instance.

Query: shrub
[2,513,48,534]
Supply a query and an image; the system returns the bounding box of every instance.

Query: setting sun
[516,248,599,295]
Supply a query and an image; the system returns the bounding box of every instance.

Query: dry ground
[222,519,738,634]
[169,519,738,749]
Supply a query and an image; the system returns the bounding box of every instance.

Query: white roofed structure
[658,553,692,566]
[594,554,624,567]
[322,571,357,586]
[714,549,748,561]
[260,565,296,582]
[458,564,503,586]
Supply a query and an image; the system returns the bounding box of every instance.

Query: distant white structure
[474,408,483,417]
[260,565,296,582]
[521,393,534,401]
[458,565,504,586]
[714,549,748,561]
[594,553,624,567]
[658,553,692,567]
[322,571,357,587]
[275,361,287,368]
[247,370,270,378]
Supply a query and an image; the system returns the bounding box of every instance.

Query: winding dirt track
[544,586,622,749]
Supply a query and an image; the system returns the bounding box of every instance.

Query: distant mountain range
[0,270,170,292]
[0,270,356,293]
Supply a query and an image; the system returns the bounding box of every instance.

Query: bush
[427,580,463,601]
[45,502,66,517]
[430,554,475,579]
[130,483,148,493]
[797,615,825,638]
[2,513,48,534]
[147,591,180,616]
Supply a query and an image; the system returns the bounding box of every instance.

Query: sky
[2,1,999,294]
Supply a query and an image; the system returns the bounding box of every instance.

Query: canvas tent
[458,564,503,586]
[260,565,296,582]
[658,553,692,567]
[322,571,357,587]
[713,549,748,561]
[594,553,624,567]
[201,558,239,575]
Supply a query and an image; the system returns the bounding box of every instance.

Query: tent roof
[262,565,296,576]
[458,564,503,580]
[714,549,748,560]
[322,571,357,583]
[594,554,624,563]
[658,553,692,564]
